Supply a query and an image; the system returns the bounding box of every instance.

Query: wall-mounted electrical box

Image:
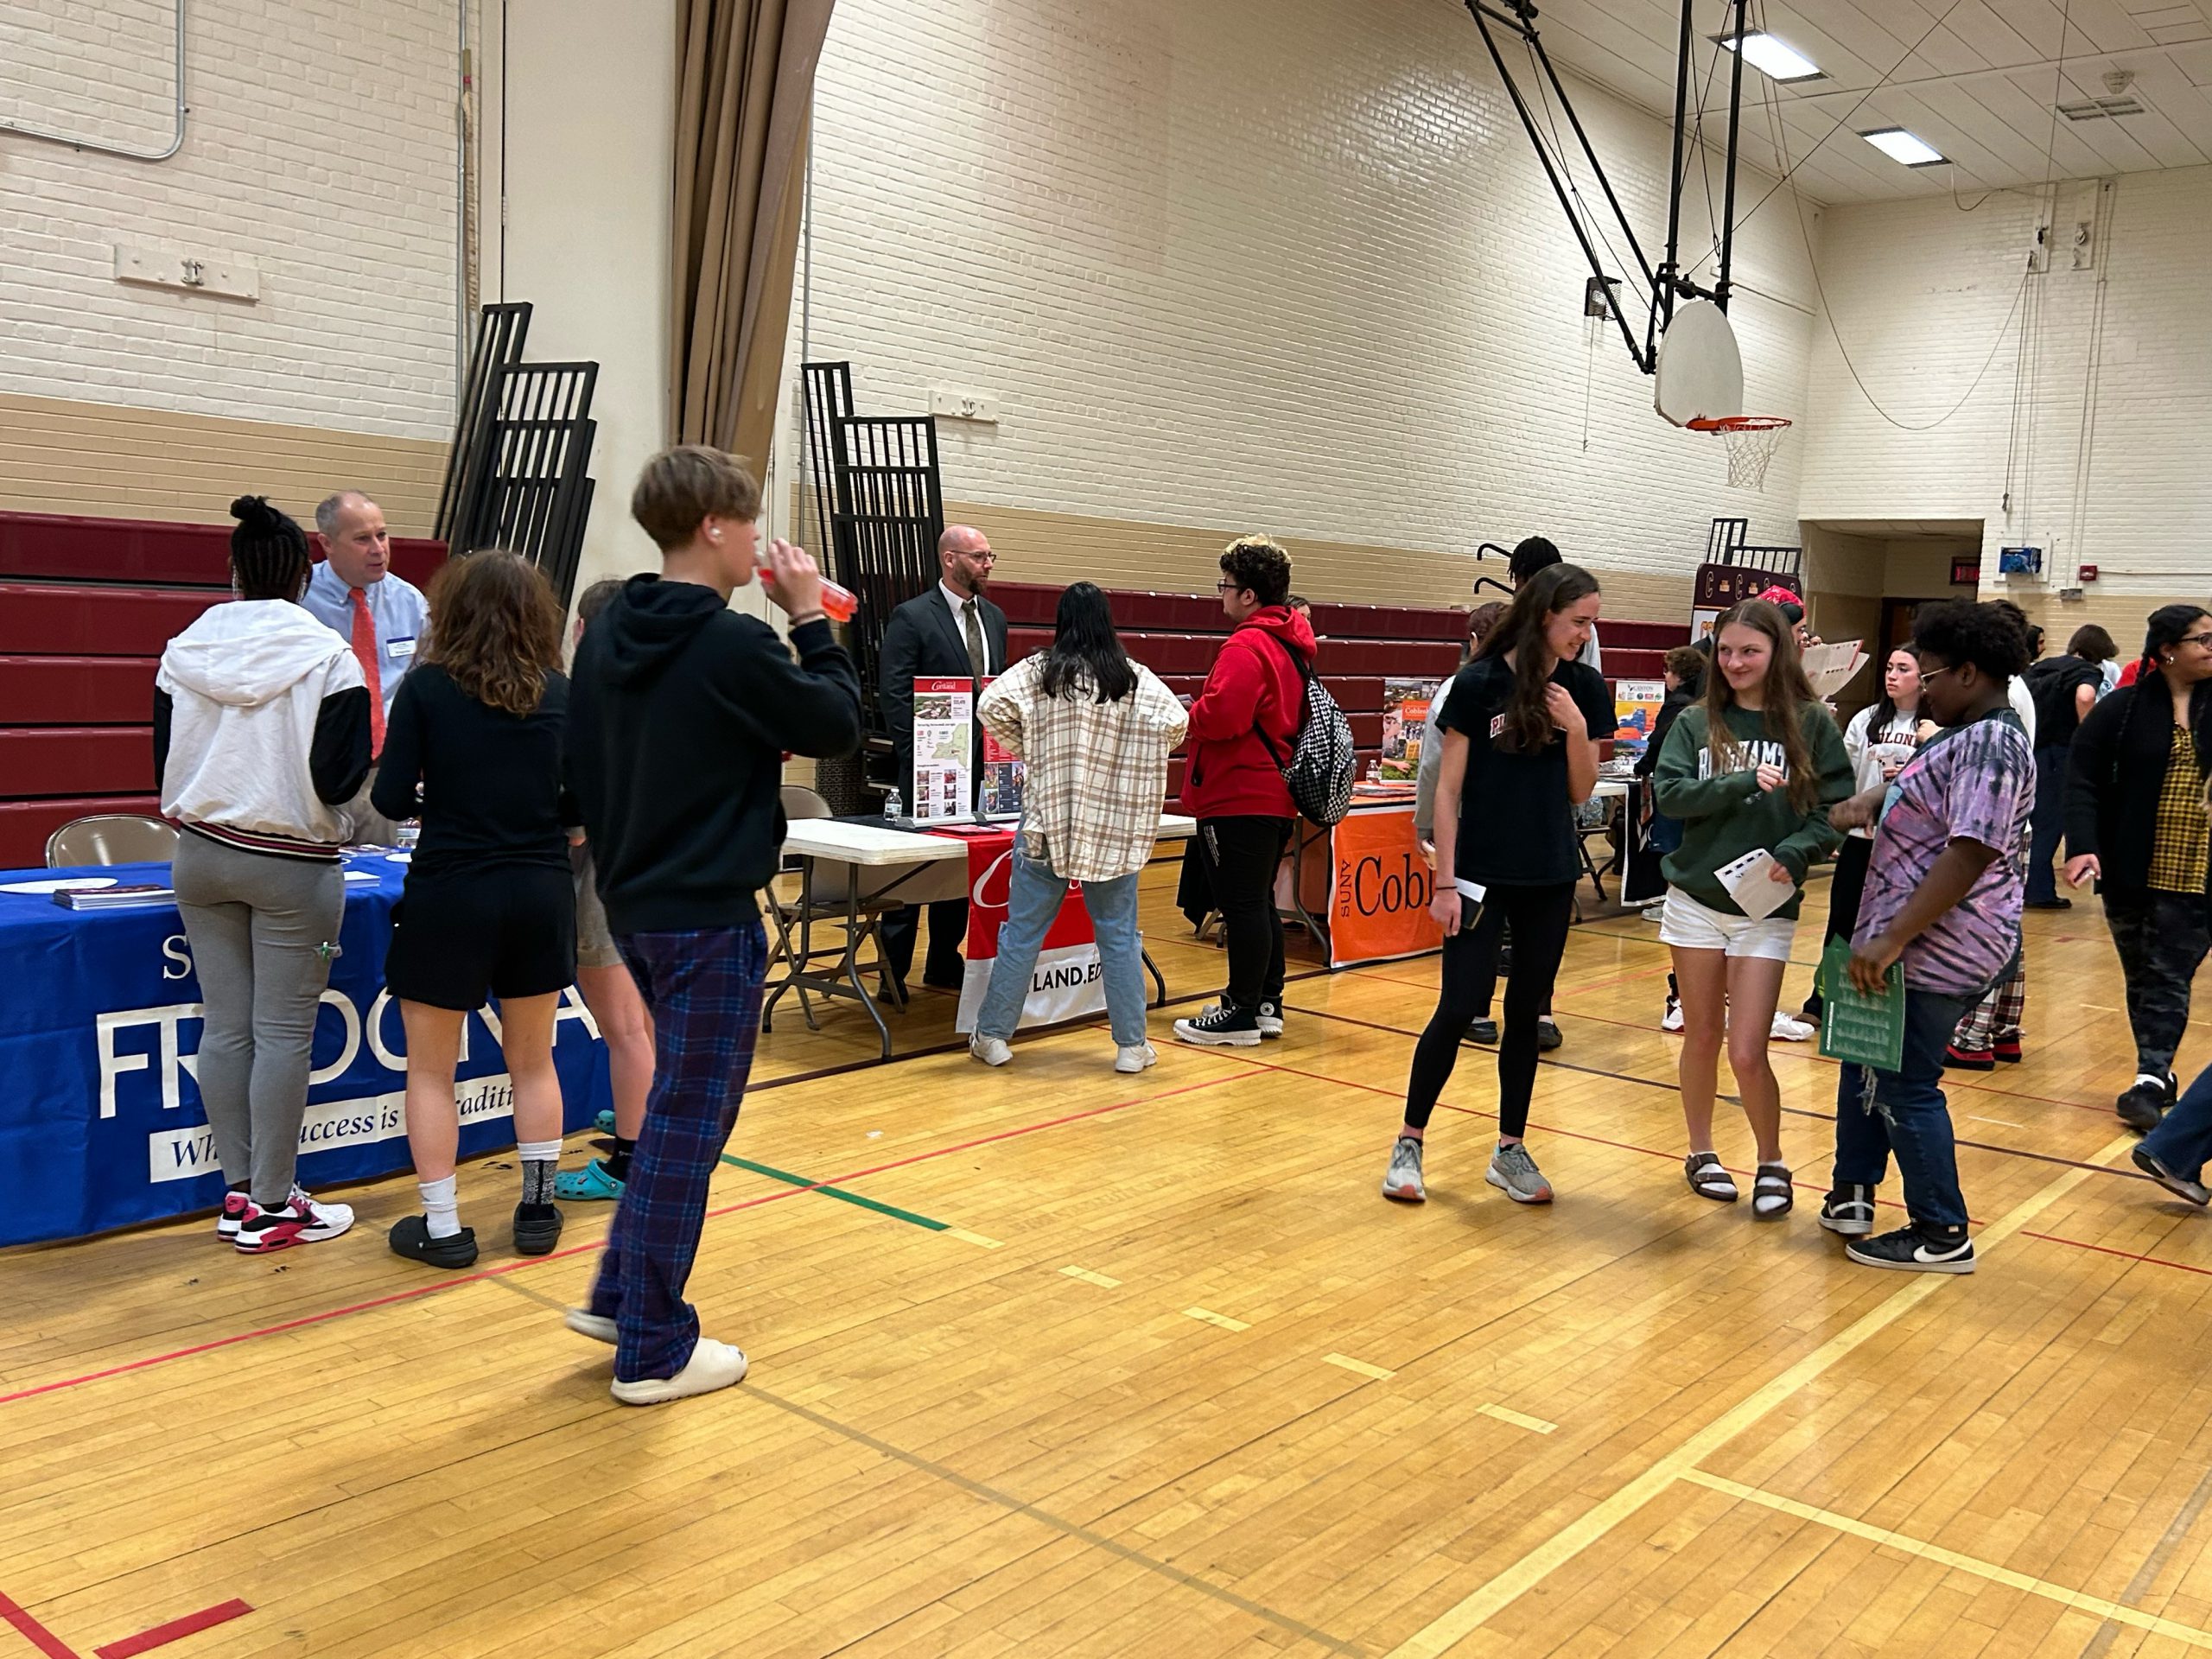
[928,388,999,424]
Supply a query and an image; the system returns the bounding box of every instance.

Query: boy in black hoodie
[563,445,861,1405]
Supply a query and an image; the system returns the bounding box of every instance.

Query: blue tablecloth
[0,853,611,1248]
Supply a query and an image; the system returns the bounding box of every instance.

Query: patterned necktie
[962,597,987,681]
[348,588,385,759]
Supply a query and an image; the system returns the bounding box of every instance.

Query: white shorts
[1658,887,1796,962]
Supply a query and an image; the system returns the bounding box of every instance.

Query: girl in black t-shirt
[1383,565,1611,1208]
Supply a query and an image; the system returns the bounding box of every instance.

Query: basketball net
[1688,416,1790,492]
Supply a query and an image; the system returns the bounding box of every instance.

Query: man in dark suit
[878,524,1009,994]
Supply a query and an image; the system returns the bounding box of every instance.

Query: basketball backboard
[1654,300,1744,428]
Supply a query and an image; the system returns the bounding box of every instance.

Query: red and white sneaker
[216,1190,251,1241]
[234,1187,356,1254]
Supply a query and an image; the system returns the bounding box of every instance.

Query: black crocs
[512,1201,564,1257]
[388,1213,479,1269]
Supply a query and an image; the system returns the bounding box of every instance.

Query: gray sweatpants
[172,832,346,1205]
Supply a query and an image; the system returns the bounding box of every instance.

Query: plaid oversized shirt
[978,655,1189,881]
[2148,722,2210,894]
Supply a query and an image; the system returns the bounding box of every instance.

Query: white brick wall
[1800,170,2211,598]
[791,0,1821,588]
[0,0,461,442]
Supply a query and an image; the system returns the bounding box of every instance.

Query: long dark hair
[1703,598,1821,814]
[1040,581,1136,703]
[423,550,565,716]
[2137,606,2209,683]
[1866,647,1921,738]
[1475,563,1599,753]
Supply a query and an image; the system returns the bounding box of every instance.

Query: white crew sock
[419,1174,461,1239]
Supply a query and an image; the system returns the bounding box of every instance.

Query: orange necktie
[348,588,385,759]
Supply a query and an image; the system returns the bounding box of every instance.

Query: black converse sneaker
[2117,1078,2168,1133]
[1817,1183,1876,1236]
[1173,1002,1262,1047]
[1846,1224,1974,1274]
[1255,1001,1285,1039]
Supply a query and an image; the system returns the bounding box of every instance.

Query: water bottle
[758,566,859,622]
[885,786,903,821]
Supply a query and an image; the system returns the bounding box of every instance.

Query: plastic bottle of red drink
[758,566,858,622]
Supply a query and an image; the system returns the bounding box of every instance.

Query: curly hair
[1219,535,1292,607]
[1910,597,2032,683]
[1704,598,1822,814]
[421,550,565,717]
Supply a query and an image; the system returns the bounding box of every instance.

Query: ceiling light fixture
[1859,126,1948,167]
[1713,30,1824,83]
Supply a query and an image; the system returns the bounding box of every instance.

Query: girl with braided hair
[155,496,374,1252]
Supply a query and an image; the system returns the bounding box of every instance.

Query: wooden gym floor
[6,859,2212,1658]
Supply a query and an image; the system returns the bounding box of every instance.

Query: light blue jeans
[974,834,1148,1047]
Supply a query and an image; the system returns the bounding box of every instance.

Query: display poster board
[1691,607,1721,646]
[949,829,1105,1034]
[912,677,974,823]
[1378,677,1441,783]
[1802,640,1870,702]
[976,676,1026,818]
[1611,678,1665,760]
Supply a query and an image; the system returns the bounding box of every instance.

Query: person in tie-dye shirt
[1817,599,2035,1276]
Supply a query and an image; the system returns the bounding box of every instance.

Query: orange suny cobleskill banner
[1328,809,1443,968]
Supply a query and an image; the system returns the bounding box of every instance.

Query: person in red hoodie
[1174,535,1317,1047]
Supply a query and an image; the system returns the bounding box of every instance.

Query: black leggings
[1801,836,1873,1021]
[1404,881,1576,1137]
[1198,815,1292,1011]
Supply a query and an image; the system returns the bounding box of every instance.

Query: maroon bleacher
[0,512,445,868]
[992,581,1696,803]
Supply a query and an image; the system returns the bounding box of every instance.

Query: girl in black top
[2064,604,2212,1128]
[375,551,578,1269]
[1383,565,1611,1209]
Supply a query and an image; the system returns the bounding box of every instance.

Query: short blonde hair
[630,444,760,550]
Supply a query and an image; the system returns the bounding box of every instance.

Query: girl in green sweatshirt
[1654,599,1853,1218]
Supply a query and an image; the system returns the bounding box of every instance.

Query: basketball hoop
[1688,415,1791,492]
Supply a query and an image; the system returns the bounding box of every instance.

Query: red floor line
[92,1599,251,1659]
[0,1592,79,1659]
[0,1069,1250,1409]
[2019,1231,2212,1277]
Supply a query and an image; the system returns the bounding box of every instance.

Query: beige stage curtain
[669,0,836,471]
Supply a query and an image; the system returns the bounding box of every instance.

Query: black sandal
[1752,1163,1795,1219]
[1685,1152,1738,1202]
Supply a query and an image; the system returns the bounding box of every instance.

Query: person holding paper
[1382,564,1611,1209]
[1799,648,1923,1028]
[1817,600,2034,1274]
[1654,599,1853,1219]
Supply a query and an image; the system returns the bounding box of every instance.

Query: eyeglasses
[1216,578,1239,593]
[2178,632,2212,650]
[1918,664,1957,683]
[957,550,997,566]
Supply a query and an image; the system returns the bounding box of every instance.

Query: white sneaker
[969,1035,1013,1066]
[1770,1011,1817,1043]
[1382,1135,1426,1203]
[611,1338,748,1406]
[1661,995,1684,1033]
[1115,1042,1157,1073]
[565,1308,616,1344]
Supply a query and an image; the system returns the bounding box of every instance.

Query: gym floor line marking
[717,1153,950,1231]
[0,1066,1257,1409]
[944,1227,1001,1249]
[1679,1469,2212,1650]
[1185,1306,1250,1332]
[1323,1352,1394,1381]
[1380,1136,2134,1659]
[0,1590,253,1659]
[1061,1265,1121,1287]
[1475,1402,1555,1434]
[740,1381,1365,1655]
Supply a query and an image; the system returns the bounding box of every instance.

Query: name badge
[387,637,416,659]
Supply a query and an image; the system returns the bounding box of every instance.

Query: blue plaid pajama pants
[588,920,767,1382]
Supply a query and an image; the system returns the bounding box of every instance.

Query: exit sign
[1950,556,1981,585]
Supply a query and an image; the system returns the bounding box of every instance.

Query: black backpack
[2024,656,2092,739]
[1252,632,1356,826]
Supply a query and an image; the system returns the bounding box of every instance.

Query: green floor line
[718,1153,949,1231]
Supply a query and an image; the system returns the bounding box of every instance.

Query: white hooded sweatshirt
[157,600,366,853]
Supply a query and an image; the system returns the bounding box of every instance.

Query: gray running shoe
[1485,1141,1554,1205]
[1382,1136,1426,1202]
